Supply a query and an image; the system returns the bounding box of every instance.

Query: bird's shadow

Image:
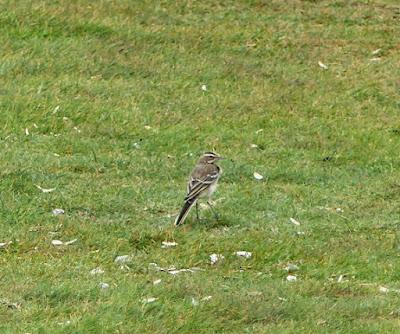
[188,215,233,230]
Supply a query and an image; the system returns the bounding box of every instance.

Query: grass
[1,0,400,332]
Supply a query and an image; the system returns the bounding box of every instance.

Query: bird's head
[198,151,224,164]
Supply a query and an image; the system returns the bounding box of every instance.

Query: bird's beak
[217,156,225,160]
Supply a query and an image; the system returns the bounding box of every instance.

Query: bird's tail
[174,199,196,226]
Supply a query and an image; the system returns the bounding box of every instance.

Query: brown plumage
[174,152,223,226]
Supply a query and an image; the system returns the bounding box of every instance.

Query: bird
[174,151,224,226]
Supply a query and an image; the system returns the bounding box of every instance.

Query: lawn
[1,0,400,332]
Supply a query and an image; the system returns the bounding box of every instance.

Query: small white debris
[253,172,263,180]
[52,208,65,216]
[318,61,328,69]
[51,240,64,246]
[0,241,12,248]
[33,123,38,129]
[235,251,252,259]
[133,142,140,149]
[99,282,109,289]
[114,255,131,264]
[210,253,224,265]
[53,153,60,157]
[167,270,181,275]
[278,297,287,301]
[25,128,29,136]
[285,264,299,272]
[379,286,389,293]
[144,125,151,130]
[336,208,343,213]
[73,126,81,133]
[370,57,381,62]
[53,105,60,114]
[201,296,212,301]
[167,268,202,275]
[250,144,258,148]
[90,268,104,275]
[296,231,305,236]
[372,48,381,55]
[289,217,301,226]
[161,241,178,248]
[201,84,207,91]
[286,275,297,282]
[153,279,162,285]
[35,185,56,193]
[51,239,77,246]
[255,129,264,134]
[142,297,158,304]
[191,297,199,306]
[62,116,69,121]
[337,274,345,283]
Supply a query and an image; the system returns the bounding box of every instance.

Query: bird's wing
[185,166,219,202]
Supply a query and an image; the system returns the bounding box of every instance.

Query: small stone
[161,241,178,248]
[318,61,328,69]
[253,172,263,180]
[289,218,301,226]
[143,297,157,304]
[52,208,65,215]
[99,283,109,289]
[286,275,297,282]
[210,253,224,265]
[235,251,252,259]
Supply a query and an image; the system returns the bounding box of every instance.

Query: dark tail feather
[174,200,196,226]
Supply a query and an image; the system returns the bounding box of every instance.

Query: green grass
[1,0,400,332]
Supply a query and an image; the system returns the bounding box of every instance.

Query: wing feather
[185,171,219,202]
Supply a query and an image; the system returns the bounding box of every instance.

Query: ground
[1,0,400,333]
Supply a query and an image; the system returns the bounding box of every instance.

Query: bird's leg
[207,201,219,221]
[196,202,200,221]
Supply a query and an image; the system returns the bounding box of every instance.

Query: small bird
[174,151,224,226]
